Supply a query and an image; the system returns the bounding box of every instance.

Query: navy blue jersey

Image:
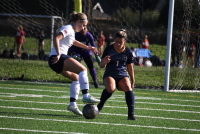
[102,44,134,79]
[70,31,96,54]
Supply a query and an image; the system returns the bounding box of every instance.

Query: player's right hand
[102,56,111,64]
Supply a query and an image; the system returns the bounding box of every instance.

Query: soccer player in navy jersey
[97,29,136,120]
[69,27,99,88]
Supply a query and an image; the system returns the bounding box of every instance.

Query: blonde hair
[114,29,127,39]
[69,11,87,23]
[18,25,23,31]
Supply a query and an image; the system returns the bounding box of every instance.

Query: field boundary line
[1,87,200,102]
[0,115,200,132]
[0,127,87,134]
[0,105,200,122]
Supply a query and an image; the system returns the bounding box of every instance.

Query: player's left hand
[131,80,135,88]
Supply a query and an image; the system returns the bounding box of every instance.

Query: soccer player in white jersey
[48,12,100,116]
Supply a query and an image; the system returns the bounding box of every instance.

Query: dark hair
[114,29,127,39]
[69,11,87,23]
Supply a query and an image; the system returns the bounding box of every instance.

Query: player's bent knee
[106,88,115,93]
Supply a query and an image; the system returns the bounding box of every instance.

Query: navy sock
[70,97,76,102]
[82,89,88,94]
[125,91,135,116]
[97,89,112,111]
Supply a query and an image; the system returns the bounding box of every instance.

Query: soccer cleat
[82,95,100,103]
[67,105,83,116]
[94,53,101,65]
[127,115,137,120]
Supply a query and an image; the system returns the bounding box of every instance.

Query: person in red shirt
[97,31,105,56]
[186,43,195,68]
[15,25,25,57]
[139,35,149,66]
[142,35,149,49]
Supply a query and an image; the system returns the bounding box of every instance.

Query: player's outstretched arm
[73,40,97,53]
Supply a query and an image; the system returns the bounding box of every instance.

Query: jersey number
[116,61,119,66]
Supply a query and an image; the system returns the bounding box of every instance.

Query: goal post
[0,13,63,50]
[74,0,82,13]
[164,0,175,91]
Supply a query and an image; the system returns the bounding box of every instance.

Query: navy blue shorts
[48,54,71,74]
[104,76,128,90]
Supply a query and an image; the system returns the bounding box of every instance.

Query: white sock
[70,81,80,106]
[70,102,77,107]
[79,71,89,90]
[83,94,90,98]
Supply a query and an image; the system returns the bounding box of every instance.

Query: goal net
[0,0,199,91]
[168,0,200,91]
[0,0,65,82]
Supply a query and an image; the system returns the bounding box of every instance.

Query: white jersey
[49,24,75,56]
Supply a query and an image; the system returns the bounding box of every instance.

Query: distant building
[92,2,111,20]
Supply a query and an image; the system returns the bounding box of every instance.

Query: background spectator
[36,30,45,52]
[106,33,113,47]
[97,31,105,56]
[139,35,149,66]
[14,25,25,57]
[185,43,195,68]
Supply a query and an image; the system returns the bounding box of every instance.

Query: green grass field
[0,80,199,134]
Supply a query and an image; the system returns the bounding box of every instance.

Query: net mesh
[170,0,200,91]
[0,0,199,91]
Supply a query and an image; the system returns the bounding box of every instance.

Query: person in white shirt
[48,12,100,116]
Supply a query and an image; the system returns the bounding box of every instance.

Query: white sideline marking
[0,104,200,122]
[1,92,200,108]
[0,99,68,105]
[169,90,200,93]
[0,127,87,134]
[0,93,55,98]
[0,99,200,122]
[1,103,200,114]
[103,106,200,114]
[0,116,200,132]
[0,87,100,95]
[1,86,200,102]
[16,81,69,86]
[0,87,68,93]
[0,106,67,112]
[100,113,200,122]
[136,101,200,108]
[1,86,200,103]
[14,81,105,88]
[0,93,70,98]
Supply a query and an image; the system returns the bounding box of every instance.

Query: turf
[0,80,199,134]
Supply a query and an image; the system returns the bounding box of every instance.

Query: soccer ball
[82,104,99,119]
[144,60,152,67]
